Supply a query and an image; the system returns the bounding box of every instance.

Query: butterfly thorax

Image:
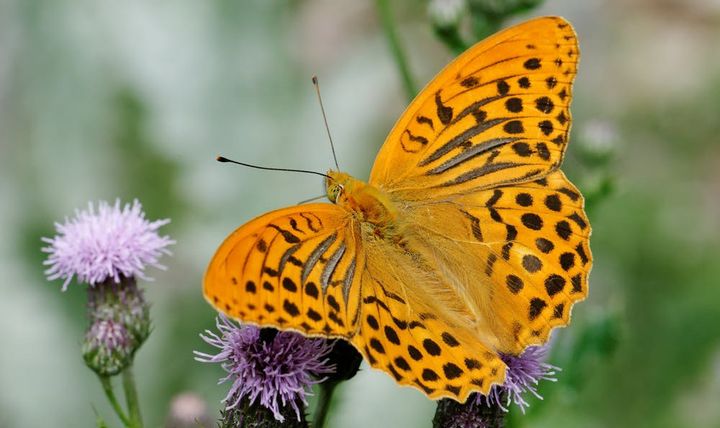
[327,171,398,228]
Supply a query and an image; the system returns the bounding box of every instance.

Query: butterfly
[204,16,591,402]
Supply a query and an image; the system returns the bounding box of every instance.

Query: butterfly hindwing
[403,170,591,355]
[370,16,578,198]
[354,263,507,400]
[479,171,590,350]
[204,204,363,337]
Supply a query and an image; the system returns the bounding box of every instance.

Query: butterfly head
[326,171,351,203]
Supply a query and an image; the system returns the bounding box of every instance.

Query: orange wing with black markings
[204,204,363,338]
[370,16,578,198]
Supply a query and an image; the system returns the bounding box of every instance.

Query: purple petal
[195,315,335,422]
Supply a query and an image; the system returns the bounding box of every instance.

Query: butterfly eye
[328,184,343,203]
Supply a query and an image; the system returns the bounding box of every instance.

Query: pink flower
[478,345,559,413]
[42,199,174,290]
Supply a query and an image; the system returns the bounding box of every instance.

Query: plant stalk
[375,0,417,102]
[99,375,130,426]
[122,366,143,428]
[313,380,339,428]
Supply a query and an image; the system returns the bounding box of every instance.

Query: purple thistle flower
[478,345,559,413]
[42,199,174,290]
[195,315,335,423]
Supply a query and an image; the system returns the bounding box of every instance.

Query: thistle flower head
[42,199,174,290]
[195,315,335,422]
[83,277,151,376]
[82,318,133,376]
[479,345,559,413]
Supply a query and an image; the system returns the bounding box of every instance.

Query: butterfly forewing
[204,204,363,337]
[370,16,578,198]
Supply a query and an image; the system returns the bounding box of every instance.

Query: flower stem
[122,366,143,428]
[374,0,417,102]
[99,375,130,426]
[313,380,339,428]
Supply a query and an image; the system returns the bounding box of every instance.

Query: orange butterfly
[204,16,591,402]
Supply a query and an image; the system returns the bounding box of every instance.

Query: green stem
[122,366,143,428]
[313,381,339,428]
[99,375,130,426]
[375,0,417,102]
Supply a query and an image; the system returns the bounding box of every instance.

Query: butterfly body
[327,171,398,229]
[205,17,591,402]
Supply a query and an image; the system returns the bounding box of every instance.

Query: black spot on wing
[461,210,483,242]
[529,298,547,320]
[460,76,480,88]
[441,332,460,347]
[268,224,300,244]
[497,80,510,95]
[524,58,541,70]
[256,239,267,253]
[423,338,442,356]
[435,91,453,125]
[545,274,566,296]
[289,218,302,233]
[416,115,435,130]
[405,129,429,146]
[299,213,321,232]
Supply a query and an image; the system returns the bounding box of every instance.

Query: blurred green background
[1,0,719,427]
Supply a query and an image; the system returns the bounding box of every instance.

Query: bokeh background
[1,0,720,427]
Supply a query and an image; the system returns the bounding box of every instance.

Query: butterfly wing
[353,239,508,400]
[369,16,578,198]
[359,16,590,398]
[352,170,592,402]
[353,171,591,400]
[404,170,591,352]
[204,204,363,338]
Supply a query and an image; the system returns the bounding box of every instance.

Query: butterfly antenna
[312,75,340,171]
[216,156,331,180]
[297,194,327,205]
